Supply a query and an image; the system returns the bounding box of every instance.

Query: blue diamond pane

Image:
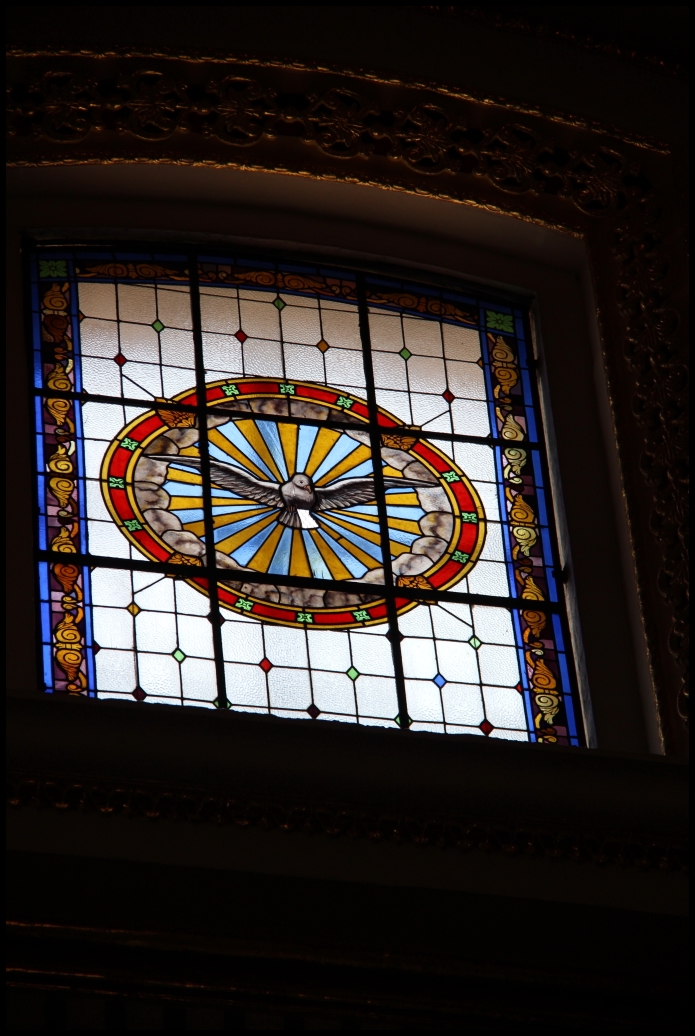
[433,673,447,688]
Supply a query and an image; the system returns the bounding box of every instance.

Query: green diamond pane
[152,319,165,333]
[399,347,412,360]
[172,647,186,663]
[273,297,286,310]
[468,635,482,650]
[346,666,360,681]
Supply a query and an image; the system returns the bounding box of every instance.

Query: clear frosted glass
[368,312,404,351]
[311,670,355,714]
[307,630,351,672]
[120,324,160,365]
[401,637,438,679]
[221,619,264,664]
[88,519,130,558]
[453,442,496,482]
[480,522,505,562]
[225,662,268,707]
[472,605,516,645]
[82,402,128,442]
[467,560,510,597]
[441,683,485,725]
[180,657,216,699]
[202,332,243,374]
[135,611,177,653]
[402,317,442,356]
[81,356,123,397]
[349,631,394,676]
[324,348,366,387]
[442,325,481,362]
[92,606,133,649]
[431,605,472,640]
[321,307,361,349]
[410,721,445,733]
[281,305,321,345]
[118,284,157,324]
[405,679,443,721]
[160,329,195,369]
[162,367,197,398]
[239,300,280,340]
[489,729,529,742]
[471,481,502,520]
[410,394,450,429]
[451,398,491,437]
[435,640,479,684]
[446,360,487,400]
[478,644,520,686]
[447,724,485,737]
[268,666,312,709]
[372,351,408,390]
[176,580,211,616]
[80,319,119,358]
[355,675,398,719]
[283,340,325,382]
[408,355,447,394]
[91,567,133,607]
[85,479,112,523]
[78,281,117,320]
[157,287,193,329]
[120,360,163,398]
[200,293,239,335]
[397,605,433,637]
[178,615,214,659]
[95,648,136,692]
[264,625,308,668]
[134,576,175,612]
[243,338,283,377]
[138,651,181,697]
[374,388,411,423]
[482,685,527,729]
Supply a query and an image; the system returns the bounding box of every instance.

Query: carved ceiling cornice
[6,50,688,752]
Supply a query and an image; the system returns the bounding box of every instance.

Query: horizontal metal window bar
[38,550,561,612]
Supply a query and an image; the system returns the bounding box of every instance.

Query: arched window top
[32,244,583,746]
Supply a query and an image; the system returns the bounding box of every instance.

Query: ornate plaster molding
[6,51,688,750]
[7,772,688,872]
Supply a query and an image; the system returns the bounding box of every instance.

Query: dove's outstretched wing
[166,455,282,508]
[314,475,436,512]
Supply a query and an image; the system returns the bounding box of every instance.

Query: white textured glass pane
[451,398,491,437]
[92,607,133,649]
[203,332,243,373]
[78,282,117,320]
[372,352,408,390]
[145,695,181,705]
[472,481,502,519]
[355,675,398,718]
[374,389,411,423]
[480,523,505,562]
[369,313,403,351]
[405,680,443,722]
[91,567,133,607]
[82,402,127,441]
[271,709,312,720]
[447,725,485,737]
[410,394,450,428]
[438,601,472,626]
[121,361,162,398]
[307,630,351,672]
[484,687,528,729]
[85,479,111,522]
[133,570,166,592]
[359,716,399,728]
[312,671,355,714]
[321,308,361,349]
[118,284,156,324]
[408,355,447,393]
[88,520,130,558]
[264,626,308,668]
[349,631,394,676]
[431,606,472,641]
[160,329,195,369]
[442,325,481,362]
[283,341,324,381]
[472,606,516,645]
[243,338,283,377]
[178,615,214,659]
[221,620,264,663]
[268,667,311,709]
[138,652,181,697]
[446,361,487,400]
[200,294,239,334]
[319,713,358,724]
[157,288,193,329]
[175,581,211,616]
[81,356,122,397]
[441,683,485,725]
[162,367,198,397]
[96,648,136,692]
[180,657,216,700]
[397,605,433,637]
[435,640,479,684]
[454,442,497,482]
[135,611,177,653]
[225,662,268,706]
[402,318,442,356]
[84,439,109,479]
[467,560,510,597]
[120,324,159,365]
[134,577,175,612]
[324,348,366,387]
[281,305,321,344]
[239,300,280,339]
[80,319,119,358]
[489,728,529,742]
[479,645,520,686]
[411,721,445,733]
[401,637,438,679]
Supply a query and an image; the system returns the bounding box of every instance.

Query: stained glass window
[30,247,583,745]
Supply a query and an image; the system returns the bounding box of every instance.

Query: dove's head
[291,474,312,489]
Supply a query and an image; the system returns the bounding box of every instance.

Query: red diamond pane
[234,330,248,343]
[307,703,321,719]
[132,687,147,701]
[259,657,273,673]
[442,389,455,403]
[479,719,494,736]
[114,353,127,367]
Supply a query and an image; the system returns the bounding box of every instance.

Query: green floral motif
[486,311,514,334]
[442,471,460,483]
[452,550,470,564]
[124,519,143,532]
[297,612,313,623]
[108,477,125,489]
[461,512,478,523]
[222,384,239,396]
[352,610,369,622]
[120,437,139,451]
[39,259,67,279]
[280,383,295,395]
[235,599,253,612]
[337,396,353,409]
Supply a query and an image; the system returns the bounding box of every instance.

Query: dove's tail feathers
[277,507,302,529]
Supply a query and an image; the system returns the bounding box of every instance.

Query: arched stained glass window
[30,246,583,745]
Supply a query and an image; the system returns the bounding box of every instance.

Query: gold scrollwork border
[6,50,688,751]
